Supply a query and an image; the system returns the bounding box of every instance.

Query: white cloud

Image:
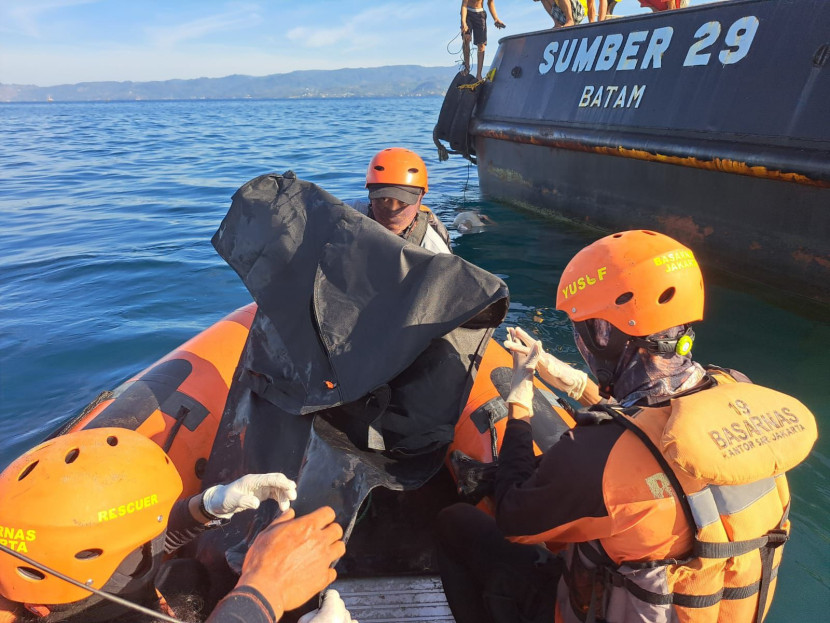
[0,0,100,38]
[147,6,263,48]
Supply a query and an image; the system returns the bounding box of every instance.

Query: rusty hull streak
[654,216,714,248]
[592,145,823,187]
[475,128,830,188]
[792,248,830,269]
[487,165,535,188]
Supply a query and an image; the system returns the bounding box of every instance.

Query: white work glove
[201,473,297,520]
[298,590,357,623]
[506,327,588,401]
[504,327,542,412]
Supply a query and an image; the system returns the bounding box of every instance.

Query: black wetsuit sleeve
[164,498,211,554]
[494,418,538,506]
[494,417,624,542]
[205,586,277,623]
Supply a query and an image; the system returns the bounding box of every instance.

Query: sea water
[1,98,827,618]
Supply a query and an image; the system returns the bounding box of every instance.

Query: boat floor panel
[332,575,454,622]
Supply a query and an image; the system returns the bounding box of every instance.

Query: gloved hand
[505,327,588,401]
[201,472,297,519]
[504,327,541,413]
[298,589,357,623]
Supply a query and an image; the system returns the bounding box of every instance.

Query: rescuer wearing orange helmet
[437,230,817,623]
[351,147,451,254]
[0,428,351,623]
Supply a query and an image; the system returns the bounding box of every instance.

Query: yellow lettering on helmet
[561,267,608,299]
[96,494,161,522]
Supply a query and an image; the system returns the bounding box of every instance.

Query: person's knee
[436,503,475,547]
[477,43,486,53]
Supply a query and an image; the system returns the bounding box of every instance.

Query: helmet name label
[653,250,697,273]
[97,494,159,522]
[560,266,607,300]
[0,526,36,553]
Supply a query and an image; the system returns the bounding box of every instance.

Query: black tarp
[211,171,509,455]
[192,172,508,600]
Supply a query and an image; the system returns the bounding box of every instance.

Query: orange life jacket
[557,371,817,623]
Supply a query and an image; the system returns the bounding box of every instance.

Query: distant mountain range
[0,65,460,103]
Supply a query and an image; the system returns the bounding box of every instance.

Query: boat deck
[333,576,454,622]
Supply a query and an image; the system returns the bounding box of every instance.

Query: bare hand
[238,507,346,613]
[494,20,506,29]
[0,594,22,623]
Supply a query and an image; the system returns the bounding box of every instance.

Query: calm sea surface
[1,99,827,618]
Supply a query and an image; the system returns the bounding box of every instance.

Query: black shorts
[465,9,487,46]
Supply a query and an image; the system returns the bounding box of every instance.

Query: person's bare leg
[462,34,471,75]
[556,0,575,26]
[476,44,486,81]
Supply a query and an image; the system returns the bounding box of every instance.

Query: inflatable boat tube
[51,303,574,504]
[50,304,256,498]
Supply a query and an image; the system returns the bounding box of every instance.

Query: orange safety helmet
[365,147,428,193]
[555,230,704,337]
[0,428,182,606]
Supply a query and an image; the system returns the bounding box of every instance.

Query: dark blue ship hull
[436,0,830,305]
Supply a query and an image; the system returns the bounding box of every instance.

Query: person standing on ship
[350,147,452,254]
[607,0,688,15]
[536,0,607,27]
[0,428,354,623]
[461,1,505,81]
[436,230,816,623]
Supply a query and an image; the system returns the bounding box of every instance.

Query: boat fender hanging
[433,71,480,162]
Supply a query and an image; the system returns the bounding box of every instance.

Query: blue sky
[1,0,718,86]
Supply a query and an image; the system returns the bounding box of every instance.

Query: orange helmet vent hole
[658,287,676,304]
[17,567,45,581]
[615,292,633,305]
[18,461,38,481]
[75,549,103,560]
[106,436,118,446]
[64,448,79,464]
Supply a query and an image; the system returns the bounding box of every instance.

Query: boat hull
[474,135,829,302]
[461,0,830,303]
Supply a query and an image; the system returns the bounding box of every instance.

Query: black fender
[434,72,481,163]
